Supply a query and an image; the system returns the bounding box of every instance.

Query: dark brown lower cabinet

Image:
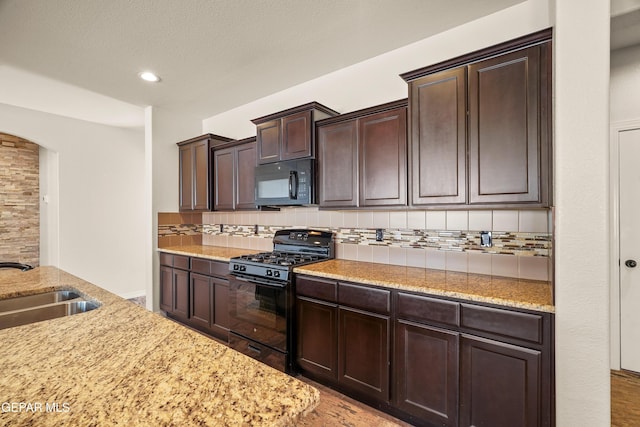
[159,254,230,342]
[188,263,230,341]
[339,307,390,403]
[212,277,230,336]
[159,264,189,320]
[459,334,541,427]
[190,273,212,330]
[159,265,173,313]
[395,320,459,426]
[296,296,338,381]
[294,274,553,427]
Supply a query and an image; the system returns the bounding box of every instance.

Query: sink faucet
[0,262,34,271]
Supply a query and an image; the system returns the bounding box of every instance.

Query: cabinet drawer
[210,261,229,278]
[191,257,211,275]
[173,255,190,271]
[296,276,337,302]
[159,253,173,267]
[339,282,390,315]
[397,292,459,327]
[460,304,543,344]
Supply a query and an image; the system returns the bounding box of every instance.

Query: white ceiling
[1,0,638,129]
[0,0,525,127]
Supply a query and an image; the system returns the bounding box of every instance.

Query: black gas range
[228,229,334,373]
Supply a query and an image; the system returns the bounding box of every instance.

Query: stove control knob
[239,265,246,272]
[274,271,281,278]
[266,270,272,276]
[233,265,239,271]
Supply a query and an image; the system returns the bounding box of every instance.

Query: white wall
[203,0,551,137]
[611,44,640,123]
[0,103,146,299]
[553,0,611,425]
[146,106,202,311]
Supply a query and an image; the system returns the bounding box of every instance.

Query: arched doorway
[0,132,40,267]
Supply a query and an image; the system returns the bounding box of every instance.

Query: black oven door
[228,274,289,352]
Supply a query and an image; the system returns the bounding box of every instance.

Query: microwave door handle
[289,171,298,199]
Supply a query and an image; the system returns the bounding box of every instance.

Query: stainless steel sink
[0,290,100,330]
[0,290,81,313]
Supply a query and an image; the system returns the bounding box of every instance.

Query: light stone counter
[294,259,554,313]
[158,245,260,262]
[0,266,318,426]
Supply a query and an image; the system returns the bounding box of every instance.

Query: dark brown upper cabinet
[316,99,408,208]
[178,133,233,211]
[408,68,467,206]
[402,28,552,208]
[212,137,257,211]
[251,102,339,164]
[468,44,550,205]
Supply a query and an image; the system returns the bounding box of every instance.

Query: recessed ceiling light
[139,71,161,82]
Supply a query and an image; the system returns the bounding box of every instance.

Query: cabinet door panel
[179,145,193,211]
[339,307,390,402]
[214,147,235,210]
[159,265,173,313]
[359,108,407,207]
[190,273,212,329]
[296,297,338,380]
[317,121,358,207]
[395,320,458,426]
[410,68,466,205]
[213,277,230,331]
[173,269,189,319]
[282,110,312,160]
[468,45,542,204]
[193,139,210,210]
[235,142,257,209]
[460,334,541,427]
[257,120,281,164]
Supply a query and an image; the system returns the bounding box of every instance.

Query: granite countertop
[294,259,554,313]
[158,245,260,262]
[0,266,318,426]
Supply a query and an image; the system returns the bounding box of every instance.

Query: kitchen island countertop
[0,266,318,426]
[294,259,554,313]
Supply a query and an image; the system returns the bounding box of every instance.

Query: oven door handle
[230,274,288,288]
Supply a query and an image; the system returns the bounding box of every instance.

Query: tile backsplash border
[158,208,552,281]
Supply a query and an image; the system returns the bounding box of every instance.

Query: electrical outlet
[480,231,492,247]
[375,229,384,242]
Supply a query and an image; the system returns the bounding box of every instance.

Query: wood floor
[296,378,412,427]
[611,369,640,427]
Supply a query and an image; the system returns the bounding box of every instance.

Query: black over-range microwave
[254,159,314,207]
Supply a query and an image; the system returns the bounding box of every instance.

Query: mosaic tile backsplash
[158,208,552,281]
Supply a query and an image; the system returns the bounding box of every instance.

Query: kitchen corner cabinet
[295,274,554,427]
[402,29,552,208]
[178,133,233,211]
[159,253,190,320]
[251,102,339,164]
[317,100,408,208]
[212,137,257,211]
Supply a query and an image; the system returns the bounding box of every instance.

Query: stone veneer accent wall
[158,208,552,281]
[0,133,39,266]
